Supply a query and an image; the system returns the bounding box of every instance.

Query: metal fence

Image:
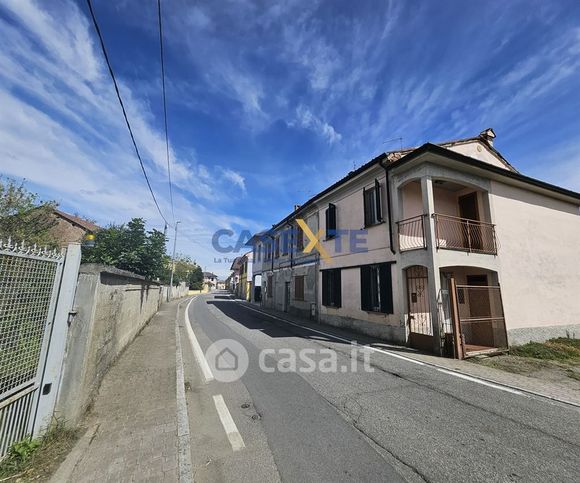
[434,214,498,255]
[0,240,64,458]
[397,215,426,251]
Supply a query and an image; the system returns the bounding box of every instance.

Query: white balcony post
[420,177,443,354]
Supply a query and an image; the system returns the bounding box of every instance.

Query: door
[458,192,481,250]
[406,266,434,352]
[464,275,493,348]
[284,282,290,312]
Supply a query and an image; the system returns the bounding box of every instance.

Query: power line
[157,0,175,223]
[86,0,171,228]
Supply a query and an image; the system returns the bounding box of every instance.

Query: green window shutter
[334,269,342,308]
[379,263,393,314]
[360,265,371,311]
[375,179,382,222]
[322,270,329,306]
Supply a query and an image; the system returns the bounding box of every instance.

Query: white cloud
[291,105,342,144]
[0,0,260,272]
[219,168,247,193]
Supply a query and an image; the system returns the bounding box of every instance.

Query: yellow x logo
[296,219,331,263]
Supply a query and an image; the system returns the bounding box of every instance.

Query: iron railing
[434,214,498,255]
[397,215,426,251]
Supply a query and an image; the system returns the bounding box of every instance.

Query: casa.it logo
[205,339,249,383]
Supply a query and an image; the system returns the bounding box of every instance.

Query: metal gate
[406,266,434,352]
[455,284,508,354]
[0,240,65,457]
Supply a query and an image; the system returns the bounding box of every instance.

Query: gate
[0,241,65,457]
[455,284,508,354]
[406,266,434,352]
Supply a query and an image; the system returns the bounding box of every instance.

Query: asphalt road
[180,292,580,483]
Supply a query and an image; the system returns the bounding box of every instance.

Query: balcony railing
[397,215,426,251]
[434,214,498,255]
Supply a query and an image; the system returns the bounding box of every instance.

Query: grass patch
[0,421,79,482]
[510,337,580,364]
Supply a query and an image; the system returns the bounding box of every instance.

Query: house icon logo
[205,339,249,383]
[216,347,238,371]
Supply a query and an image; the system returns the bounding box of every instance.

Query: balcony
[397,215,427,251]
[397,214,498,255]
[434,214,498,255]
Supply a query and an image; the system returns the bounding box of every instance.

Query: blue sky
[1,0,579,276]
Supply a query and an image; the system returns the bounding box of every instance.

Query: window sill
[363,220,385,229]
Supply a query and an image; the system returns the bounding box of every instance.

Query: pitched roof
[256,129,577,235]
[54,209,100,232]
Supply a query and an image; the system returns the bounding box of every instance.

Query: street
[179,292,580,483]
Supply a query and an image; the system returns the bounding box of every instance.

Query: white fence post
[33,243,81,434]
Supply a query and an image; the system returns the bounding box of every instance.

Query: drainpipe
[381,160,396,254]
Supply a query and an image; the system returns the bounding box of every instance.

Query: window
[282,229,289,256]
[294,275,305,301]
[363,179,383,227]
[360,263,393,313]
[275,236,280,258]
[296,222,304,251]
[322,269,341,308]
[325,203,337,239]
[268,274,273,298]
[265,242,272,261]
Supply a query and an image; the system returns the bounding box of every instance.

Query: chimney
[294,204,301,211]
[479,128,496,147]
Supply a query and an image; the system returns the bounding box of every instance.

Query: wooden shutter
[363,187,369,226]
[333,269,342,308]
[379,263,393,314]
[325,207,330,239]
[329,204,336,231]
[375,179,382,222]
[360,265,371,311]
[322,270,329,306]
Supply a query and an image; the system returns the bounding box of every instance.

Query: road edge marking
[176,299,194,483]
[184,297,215,383]
[212,394,246,452]
[235,303,540,399]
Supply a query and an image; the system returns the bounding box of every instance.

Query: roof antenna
[383,137,403,151]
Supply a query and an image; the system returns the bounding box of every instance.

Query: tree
[0,177,58,248]
[166,254,203,289]
[82,218,167,280]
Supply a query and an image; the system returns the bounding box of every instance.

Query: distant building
[203,271,218,291]
[50,210,100,247]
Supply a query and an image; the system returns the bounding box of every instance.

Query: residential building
[50,209,100,247]
[238,251,253,301]
[229,257,243,296]
[250,129,580,357]
[203,271,218,291]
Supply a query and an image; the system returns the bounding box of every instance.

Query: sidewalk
[52,299,183,483]
[241,300,580,407]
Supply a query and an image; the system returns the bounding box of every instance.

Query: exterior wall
[49,217,88,247]
[490,181,580,343]
[447,141,508,170]
[56,265,184,425]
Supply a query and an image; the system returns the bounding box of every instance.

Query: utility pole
[168,221,180,301]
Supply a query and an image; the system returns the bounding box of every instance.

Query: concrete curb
[237,301,580,409]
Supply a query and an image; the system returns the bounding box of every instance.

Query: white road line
[175,299,194,483]
[237,303,532,397]
[184,297,214,383]
[436,368,523,395]
[212,394,246,452]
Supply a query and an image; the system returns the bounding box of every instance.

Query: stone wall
[55,264,187,424]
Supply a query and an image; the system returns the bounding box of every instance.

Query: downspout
[381,160,396,254]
